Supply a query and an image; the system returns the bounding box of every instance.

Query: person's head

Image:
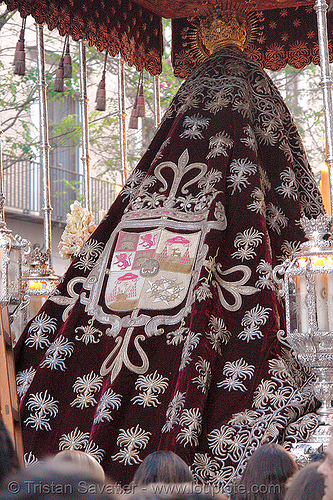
[0,417,19,485]
[0,464,111,500]
[132,451,194,486]
[50,450,105,483]
[318,432,333,500]
[231,443,298,500]
[284,461,325,500]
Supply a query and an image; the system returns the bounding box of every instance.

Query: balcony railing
[2,155,116,223]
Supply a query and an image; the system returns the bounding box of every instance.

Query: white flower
[58,201,96,260]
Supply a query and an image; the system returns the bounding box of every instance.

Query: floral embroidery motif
[16,367,36,399]
[207,316,231,354]
[238,304,272,342]
[176,408,202,446]
[24,390,58,431]
[25,312,57,349]
[192,357,212,395]
[232,228,264,262]
[24,452,39,468]
[112,425,151,465]
[180,331,201,370]
[227,158,257,195]
[206,131,234,158]
[266,203,288,234]
[247,188,266,215]
[192,453,233,486]
[132,371,169,407]
[59,427,90,451]
[71,371,103,409]
[84,441,105,463]
[74,239,104,271]
[255,260,275,290]
[180,114,210,140]
[162,391,186,432]
[240,125,258,152]
[94,388,122,424]
[121,170,147,202]
[218,358,255,392]
[276,167,298,200]
[40,335,74,371]
[75,318,103,345]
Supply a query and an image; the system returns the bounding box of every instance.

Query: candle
[297,258,308,333]
[314,257,329,331]
[327,257,333,331]
[320,165,331,215]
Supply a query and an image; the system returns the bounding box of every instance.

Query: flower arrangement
[58,200,96,260]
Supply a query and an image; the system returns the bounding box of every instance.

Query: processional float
[2,0,333,460]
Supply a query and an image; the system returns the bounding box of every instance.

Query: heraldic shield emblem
[105,228,201,312]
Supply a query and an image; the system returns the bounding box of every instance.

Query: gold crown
[188,3,263,63]
[199,10,249,53]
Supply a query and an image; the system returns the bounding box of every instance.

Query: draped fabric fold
[16,47,324,487]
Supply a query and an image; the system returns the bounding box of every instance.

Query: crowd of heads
[0,415,331,500]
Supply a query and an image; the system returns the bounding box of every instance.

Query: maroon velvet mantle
[15,46,324,487]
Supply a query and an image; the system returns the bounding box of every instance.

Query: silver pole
[79,39,91,211]
[36,23,53,273]
[153,75,161,129]
[314,0,333,216]
[0,127,6,229]
[117,53,128,184]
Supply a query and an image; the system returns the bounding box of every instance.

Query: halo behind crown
[188,2,263,63]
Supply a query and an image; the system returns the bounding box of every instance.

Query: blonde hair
[50,450,105,483]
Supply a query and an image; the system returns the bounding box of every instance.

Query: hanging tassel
[136,83,145,118]
[63,37,72,78]
[129,103,139,129]
[95,76,106,111]
[13,19,26,76]
[95,50,108,111]
[54,57,64,92]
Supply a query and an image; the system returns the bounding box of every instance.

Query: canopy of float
[3,0,331,74]
[131,0,317,18]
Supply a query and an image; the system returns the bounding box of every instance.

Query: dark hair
[132,451,194,486]
[0,417,19,485]
[284,461,325,500]
[230,443,298,500]
[0,465,111,500]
